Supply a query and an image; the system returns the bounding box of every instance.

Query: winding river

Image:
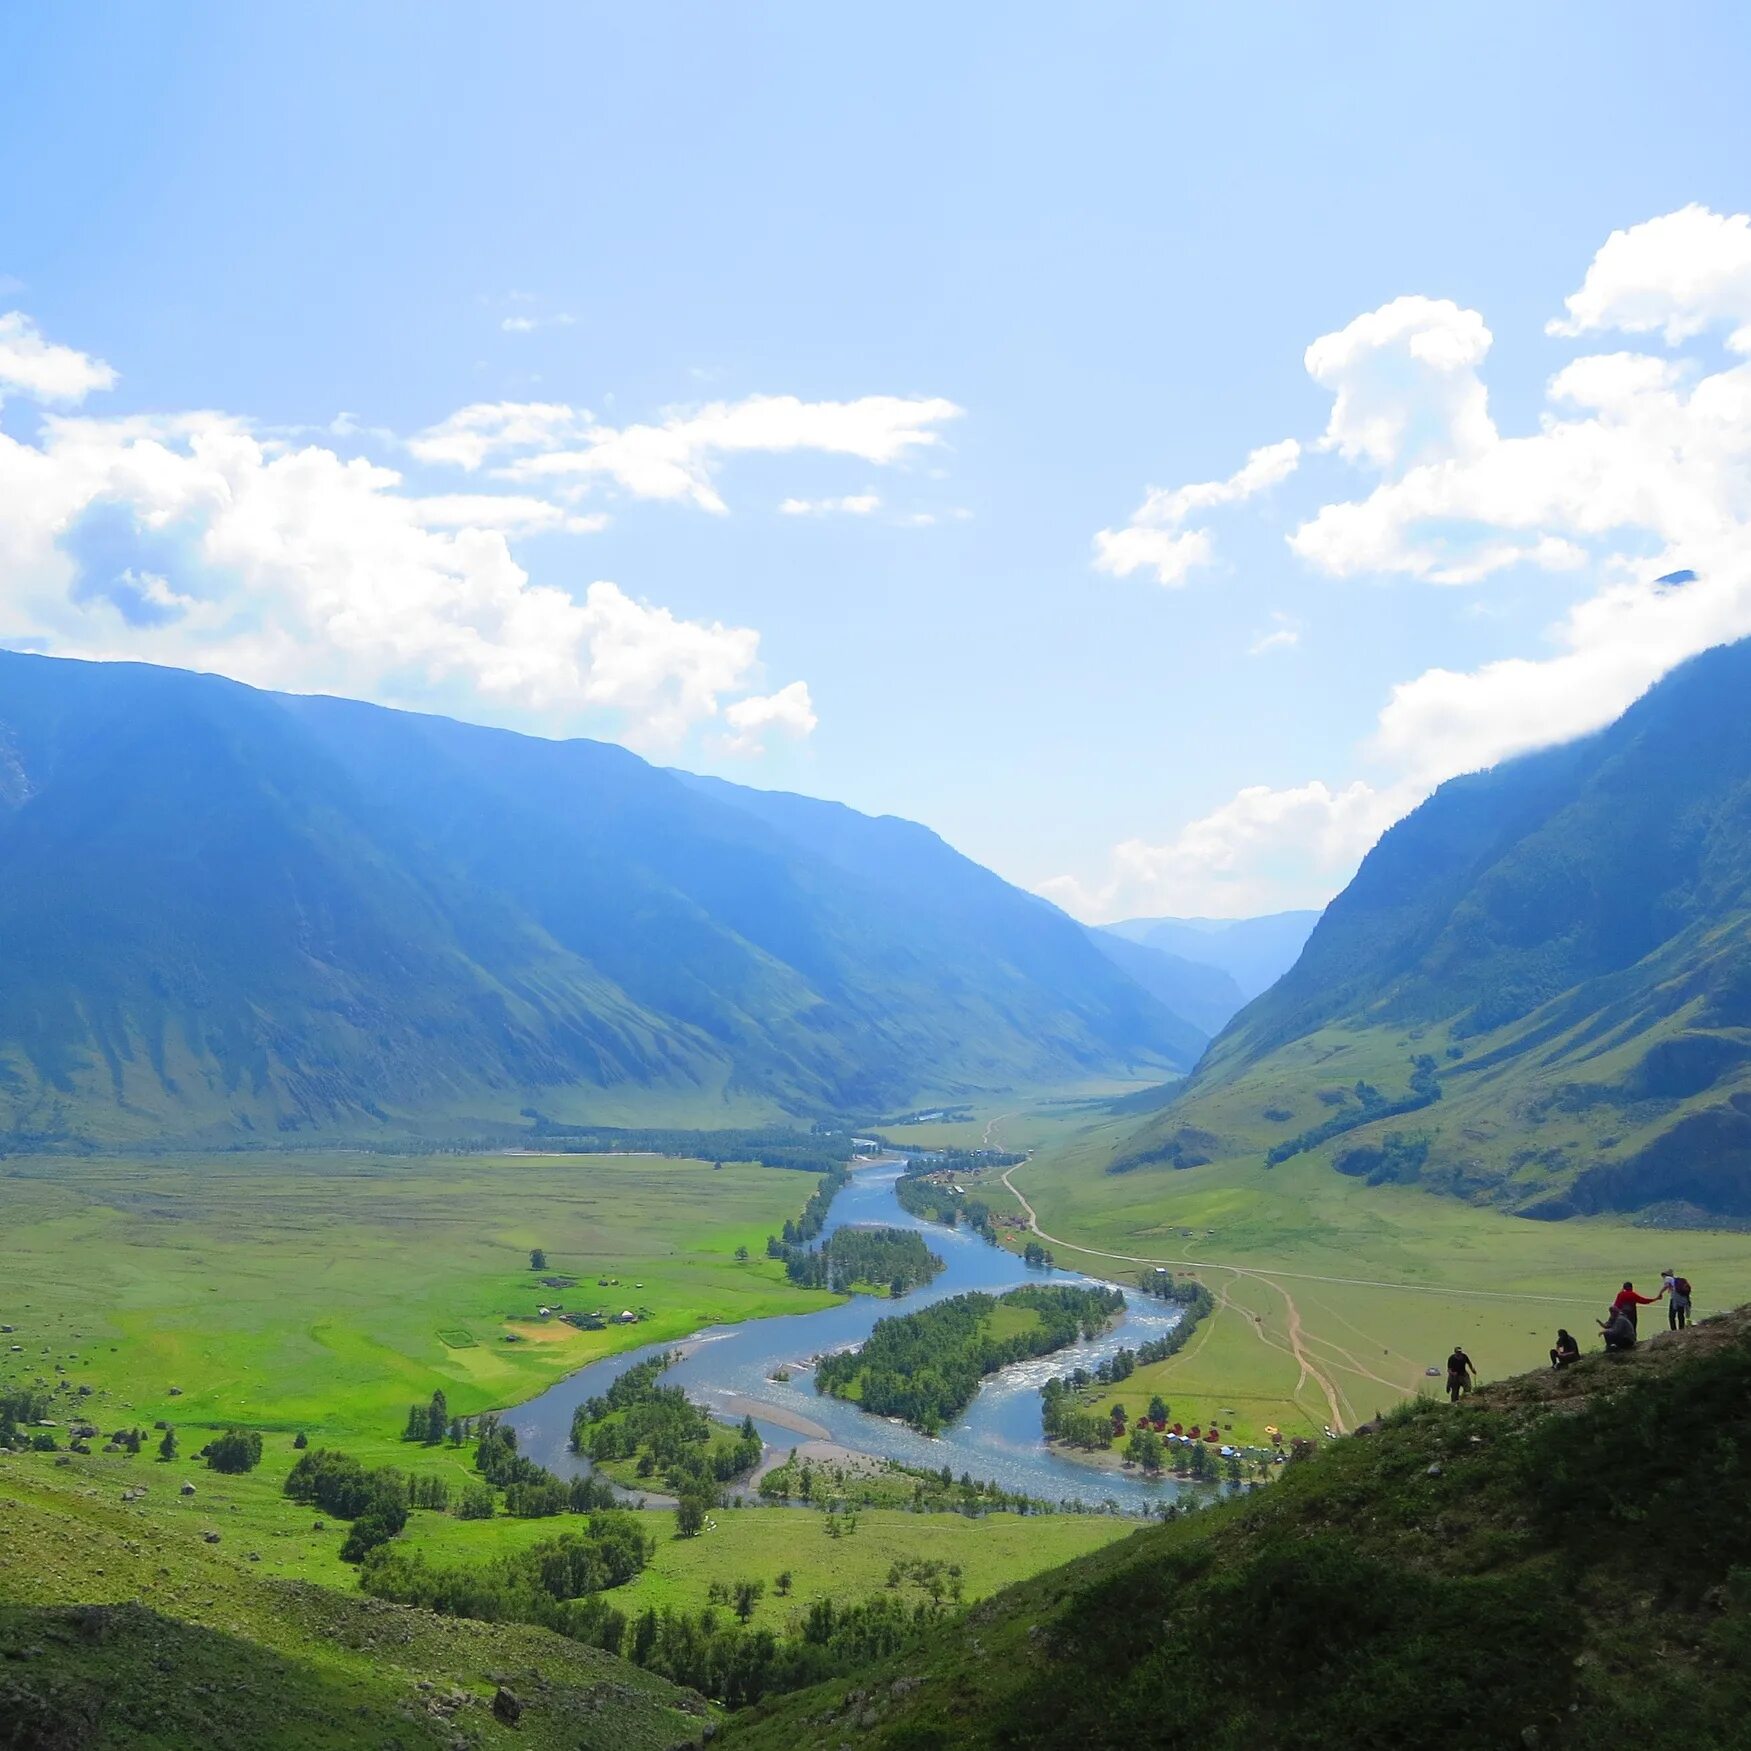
[508,1160,1199,1509]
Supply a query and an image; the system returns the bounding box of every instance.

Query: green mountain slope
[1108,639,1751,1218]
[0,652,1197,1147]
[721,1311,1751,1750]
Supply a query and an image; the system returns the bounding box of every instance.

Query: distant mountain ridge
[1106,639,1751,1220]
[0,652,1200,1148]
[1102,910,1320,1003]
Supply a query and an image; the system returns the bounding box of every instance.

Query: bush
[204,1429,264,1474]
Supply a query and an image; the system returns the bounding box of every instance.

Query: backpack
[1674,1277,1692,1299]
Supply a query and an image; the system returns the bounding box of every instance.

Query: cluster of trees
[1041,1280,1215,1449]
[1022,1240,1054,1269]
[284,1448,412,1561]
[363,1536,947,1711]
[361,1514,651,1624]
[519,1119,862,1175]
[570,1354,761,1500]
[760,1451,1046,1516]
[773,1164,851,1251]
[400,1389,460,1446]
[776,1225,944,1296]
[816,1285,1126,1434]
[1265,1057,1442,1167]
[0,1386,53,1447]
[475,1412,619,1517]
[202,1428,263,1474]
[894,1169,997,1243]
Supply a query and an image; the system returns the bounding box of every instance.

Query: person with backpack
[1549,1329,1580,1369]
[1445,1344,1476,1404]
[1662,1269,1693,1331]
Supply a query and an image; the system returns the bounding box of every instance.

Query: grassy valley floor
[955,1103,1751,1452]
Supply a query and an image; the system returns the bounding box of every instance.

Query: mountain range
[1102,910,1319,1004]
[1107,638,1751,1220]
[0,652,1219,1148]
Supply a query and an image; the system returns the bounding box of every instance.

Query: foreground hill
[1108,639,1751,1218]
[0,652,1197,1147]
[722,1310,1751,1750]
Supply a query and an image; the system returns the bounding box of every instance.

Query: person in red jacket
[1611,1280,1663,1333]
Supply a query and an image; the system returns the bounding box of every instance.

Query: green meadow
[984,1103,1751,1448]
[0,1150,834,1439]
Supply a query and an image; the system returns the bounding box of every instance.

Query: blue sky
[4,3,1751,918]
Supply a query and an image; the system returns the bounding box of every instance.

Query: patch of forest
[814,1285,1126,1434]
[776,1224,945,1295]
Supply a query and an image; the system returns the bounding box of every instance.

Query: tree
[1147,1395,1169,1424]
[425,1390,448,1447]
[733,1578,765,1622]
[734,1245,749,1263]
[205,1428,264,1474]
[293,1430,308,1450]
[530,1248,546,1271]
[675,1492,710,1538]
[775,1570,792,1596]
[157,1427,177,1461]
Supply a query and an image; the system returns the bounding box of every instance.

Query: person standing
[1445,1344,1477,1404]
[1611,1280,1662,1333]
[1661,1269,1693,1331]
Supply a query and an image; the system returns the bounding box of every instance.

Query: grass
[982,1097,1751,1449]
[396,1502,1134,1623]
[0,1150,837,1439]
[0,1455,707,1750]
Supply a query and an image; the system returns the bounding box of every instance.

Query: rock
[492,1685,523,1725]
[202,1530,221,1544]
[1426,1463,1443,1477]
[181,1481,196,1496]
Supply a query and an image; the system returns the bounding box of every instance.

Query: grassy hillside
[721,1310,1751,1750]
[1113,639,1751,1220]
[0,1465,707,1751]
[0,651,1196,1147]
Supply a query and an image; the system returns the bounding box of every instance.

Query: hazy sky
[4,4,1751,918]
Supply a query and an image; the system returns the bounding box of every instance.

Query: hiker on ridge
[1661,1268,1693,1331]
[1549,1329,1580,1369]
[1445,1344,1476,1404]
[1611,1280,1662,1333]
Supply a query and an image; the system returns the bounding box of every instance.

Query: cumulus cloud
[0,310,116,404]
[413,392,962,514]
[778,492,881,516]
[0,317,812,755]
[1548,204,1751,346]
[1304,295,1496,468]
[1053,205,1751,920]
[1093,439,1299,586]
[1041,779,1403,920]
[718,680,819,756]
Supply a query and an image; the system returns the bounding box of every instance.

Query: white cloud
[501,312,576,334]
[1549,203,1751,346]
[408,402,585,471]
[718,680,819,756]
[491,393,963,514]
[0,311,116,404]
[1093,439,1299,586]
[778,492,881,517]
[1058,206,1751,923]
[0,315,811,755]
[1248,610,1301,655]
[1304,295,1496,470]
[1042,779,1402,921]
[410,493,608,535]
